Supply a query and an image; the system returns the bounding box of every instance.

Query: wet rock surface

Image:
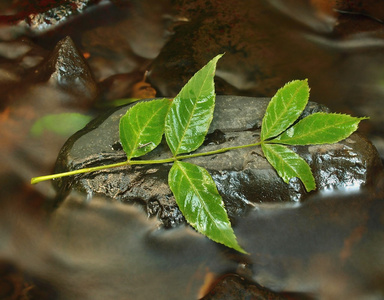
[19,0,99,34]
[2,35,97,110]
[54,95,383,227]
[36,36,98,103]
[1,1,384,299]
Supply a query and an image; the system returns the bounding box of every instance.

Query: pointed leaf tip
[168,161,247,254]
[165,54,223,156]
[261,79,309,141]
[272,113,369,145]
[262,143,316,192]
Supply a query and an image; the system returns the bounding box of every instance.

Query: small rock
[36,36,98,102]
[53,96,383,227]
[2,36,97,110]
[0,36,97,179]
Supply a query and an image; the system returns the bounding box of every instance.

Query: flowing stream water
[1,1,384,299]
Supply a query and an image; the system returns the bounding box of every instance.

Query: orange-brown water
[1,1,384,299]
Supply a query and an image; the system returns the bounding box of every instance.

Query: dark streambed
[1,1,384,299]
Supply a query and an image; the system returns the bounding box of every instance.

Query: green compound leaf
[119,99,171,160]
[30,113,92,137]
[271,112,369,145]
[169,161,247,254]
[165,54,223,156]
[261,143,316,192]
[261,79,309,141]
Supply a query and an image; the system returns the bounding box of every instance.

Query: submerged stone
[53,95,383,227]
[201,274,289,300]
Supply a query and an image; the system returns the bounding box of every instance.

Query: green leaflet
[30,113,92,137]
[119,99,171,160]
[270,112,369,145]
[30,54,370,255]
[168,161,247,254]
[261,143,316,192]
[261,80,309,141]
[165,54,223,156]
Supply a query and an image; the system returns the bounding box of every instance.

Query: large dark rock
[53,95,383,227]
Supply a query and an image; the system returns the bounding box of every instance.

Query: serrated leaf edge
[119,99,170,160]
[165,54,223,156]
[169,161,247,254]
[261,79,309,141]
[261,143,316,192]
[270,112,369,145]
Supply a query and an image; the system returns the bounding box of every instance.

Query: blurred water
[0,193,227,300]
[1,0,384,299]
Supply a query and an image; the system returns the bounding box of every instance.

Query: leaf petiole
[30,158,175,184]
[175,141,262,160]
[30,141,263,184]
[31,160,131,184]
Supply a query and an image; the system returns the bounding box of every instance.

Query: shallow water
[1,0,384,299]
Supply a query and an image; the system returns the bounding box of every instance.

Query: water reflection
[1,183,383,299]
[0,191,233,300]
[1,0,384,299]
[236,191,384,299]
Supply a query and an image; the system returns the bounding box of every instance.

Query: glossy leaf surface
[261,143,316,192]
[119,99,171,160]
[168,161,246,253]
[271,113,369,145]
[165,54,223,156]
[261,80,309,141]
